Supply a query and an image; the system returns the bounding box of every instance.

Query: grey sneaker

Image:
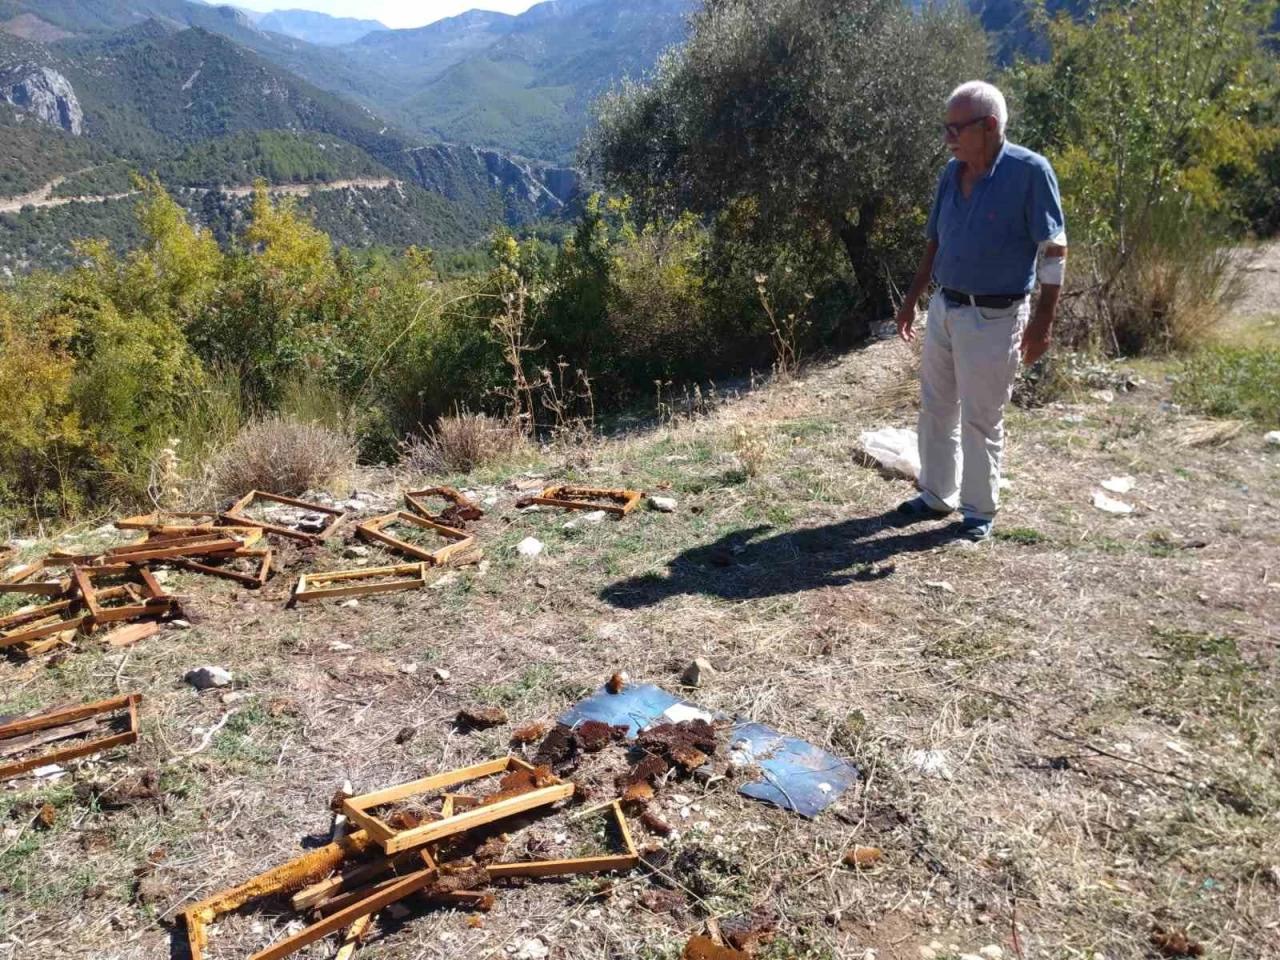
[959,517,993,541]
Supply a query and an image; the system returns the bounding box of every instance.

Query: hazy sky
[232,1,542,29]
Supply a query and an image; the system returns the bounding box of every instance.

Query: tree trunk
[835,198,884,342]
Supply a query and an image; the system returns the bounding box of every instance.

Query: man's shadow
[600,509,959,608]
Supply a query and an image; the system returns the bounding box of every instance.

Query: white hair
[947,81,1008,138]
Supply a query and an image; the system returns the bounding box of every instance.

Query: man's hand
[896,299,918,342]
[1021,296,1057,365]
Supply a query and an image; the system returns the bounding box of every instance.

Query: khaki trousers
[916,291,1028,522]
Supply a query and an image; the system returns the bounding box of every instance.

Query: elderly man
[894,80,1066,541]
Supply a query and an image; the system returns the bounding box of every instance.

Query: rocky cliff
[0,64,82,135]
[402,143,580,223]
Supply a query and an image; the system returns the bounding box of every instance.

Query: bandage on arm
[1039,230,1067,285]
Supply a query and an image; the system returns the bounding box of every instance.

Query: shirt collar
[982,139,1010,180]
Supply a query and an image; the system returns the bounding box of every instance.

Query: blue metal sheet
[728,721,860,819]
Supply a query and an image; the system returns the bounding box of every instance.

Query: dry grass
[203,415,358,501]
[401,411,528,475]
[1,331,1277,960]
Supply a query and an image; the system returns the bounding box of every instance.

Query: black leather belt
[941,288,1026,309]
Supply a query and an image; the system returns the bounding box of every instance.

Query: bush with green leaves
[587,0,988,327]
[1007,0,1280,353]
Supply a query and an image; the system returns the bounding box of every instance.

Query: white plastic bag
[859,426,921,480]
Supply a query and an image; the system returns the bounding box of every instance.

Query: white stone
[1090,389,1115,403]
[430,571,460,590]
[168,619,192,630]
[221,691,250,705]
[1100,475,1136,494]
[998,477,1012,490]
[483,496,499,507]
[344,545,370,559]
[516,537,544,557]
[1092,490,1133,514]
[979,946,1003,959]
[329,641,354,652]
[1266,430,1280,446]
[924,580,955,593]
[434,668,451,681]
[185,666,232,690]
[583,510,607,523]
[648,496,678,513]
[477,560,491,575]
[918,948,938,960]
[908,748,951,779]
[400,663,419,675]
[340,599,359,608]
[514,940,549,960]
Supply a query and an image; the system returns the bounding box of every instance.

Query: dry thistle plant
[732,423,771,478]
[755,272,812,380]
[489,271,540,435]
[148,438,184,508]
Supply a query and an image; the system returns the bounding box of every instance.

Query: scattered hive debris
[457,706,508,730]
[0,694,141,781]
[185,754,641,959]
[222,490,347,544]
[510,720,548,744]
[518,485,644,516]
[356,511,475,565]
[405,487,484,527]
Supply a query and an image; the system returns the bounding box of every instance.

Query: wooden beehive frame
[0,556,72,597]
[171,546,273,588]
[0,693,140,781]
[105,531,248,563]
[404,486,483,524]
[343,757,575,854]
[526,485,643,515]
[356,511,475,566]
[0,597,89,648]
[70,565,175,624]
[485,799,639,879]
[223,490,346,543]
[115,510,220,531]
[292,562,428,602]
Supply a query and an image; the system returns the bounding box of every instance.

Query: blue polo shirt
[924,142,1065,296]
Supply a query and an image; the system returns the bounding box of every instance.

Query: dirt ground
[0,300,1277,960]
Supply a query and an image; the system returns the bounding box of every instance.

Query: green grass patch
[1174,345,1280,425]
[994,526,1047,545]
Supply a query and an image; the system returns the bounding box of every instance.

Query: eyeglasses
[941,116,990,139]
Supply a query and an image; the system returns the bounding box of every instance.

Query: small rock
[516,537,544,557]
[514,939,549,960]
[483,496,499,507]
[919,948,938,960]
[1092,490,1133,515]
[998,477,1012,491]
[477,560,491,576]
[151,569,172,584]
[344,545,370,559]
[184,666,232,690]
[908,748,951,778]
[1090,389,1115,403]
[648,496,678,513]
[434,667,451,681]
[924,580,955,594]
[344,500,366,512]
[430,571,461,590]
[329,641,354,652]
[1266,430,1280,447]
[583,510,607,524]
[340,599,359,609]
[221,691,250,705]
[979,947,1003,960]
[1100,475,1136,494]
[519,504,542,514]
[400,663,419,675]
[680,657,714,687]
[168,619,192,631]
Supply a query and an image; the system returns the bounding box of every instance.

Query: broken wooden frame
[343,757,575,855]
[0,597,89,648]
[404,486,484,525]
[115,510,219,531]
[524,485,644,516]
[0,693,140,781]
[171,546,273,588]
[356,511,475,566]
[292,562,428,603]
[182,830,435,960]
[223,490,346,544]
[485,799,639,879]
[0,556,72,597]
[70,565,175,624]
[104,531,249,563]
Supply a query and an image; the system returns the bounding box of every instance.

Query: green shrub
[1174,345,1280,425]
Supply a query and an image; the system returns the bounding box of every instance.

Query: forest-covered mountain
[0,15,582,269]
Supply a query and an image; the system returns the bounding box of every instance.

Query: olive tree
[587,0,987,325]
